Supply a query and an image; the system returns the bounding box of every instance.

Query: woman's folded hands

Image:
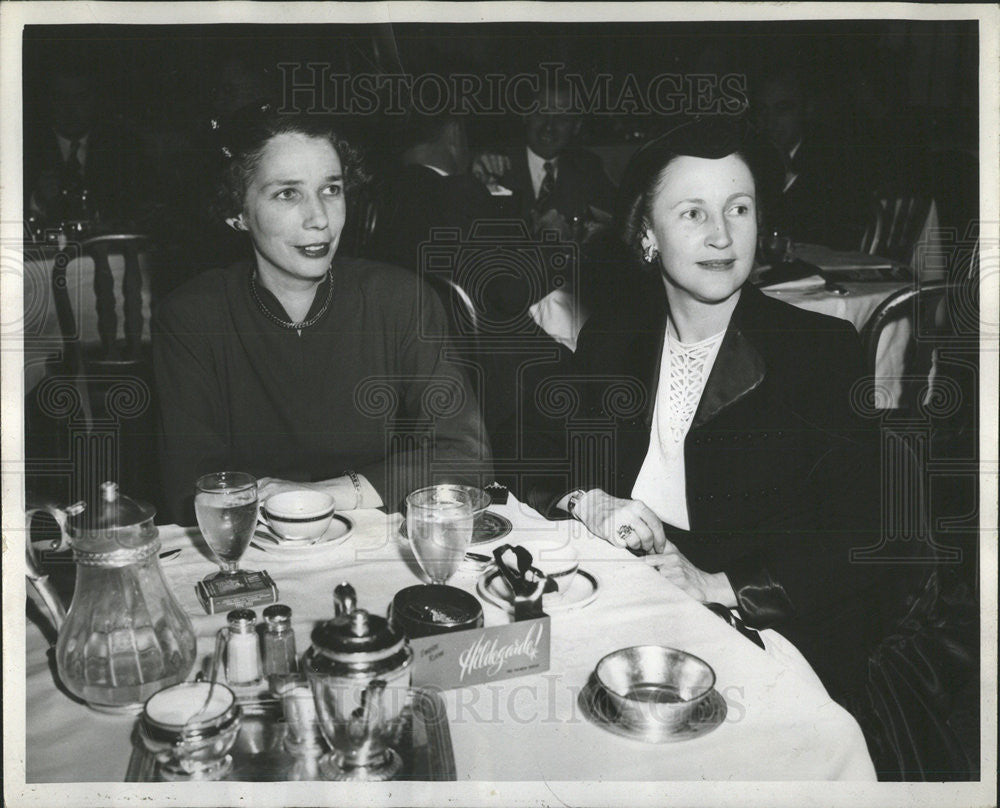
[645,548,738,607]
[572,489,667,554]
[572,489,737,607]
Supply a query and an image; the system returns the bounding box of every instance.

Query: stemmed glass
[405,485,474,586]
[194,472,259,581]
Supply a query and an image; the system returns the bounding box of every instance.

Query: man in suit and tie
[471,83,617,238]
[24,61,139,225]
[753,71,871,250]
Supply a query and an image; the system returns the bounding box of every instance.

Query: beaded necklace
[249,269,334,333]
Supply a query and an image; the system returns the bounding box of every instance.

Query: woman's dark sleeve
[722,322,885,629]
[151,299,229,525]
[521,313,620,518]
[353,282,493,511]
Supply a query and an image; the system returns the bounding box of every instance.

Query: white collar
[419,163,450,177]
[55,131,90,163]
[782,139,803,193]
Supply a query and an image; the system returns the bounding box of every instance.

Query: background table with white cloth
[761,279,910,409]
[23,495,876,785]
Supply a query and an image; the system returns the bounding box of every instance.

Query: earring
[641,236,658,264]
[225,216,247,232]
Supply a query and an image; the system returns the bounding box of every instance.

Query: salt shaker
[225,609,261,686]
[261,604,297,676]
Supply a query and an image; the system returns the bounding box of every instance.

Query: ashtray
[389,584,484,639]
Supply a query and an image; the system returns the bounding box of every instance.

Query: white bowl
[263,490,336,542]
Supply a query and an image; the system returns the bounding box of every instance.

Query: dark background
[23,19,979,153]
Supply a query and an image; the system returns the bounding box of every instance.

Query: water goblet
[195,472,259,581]
[405,485,474,586]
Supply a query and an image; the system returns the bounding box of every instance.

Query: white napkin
[761,274,827,292]
[529,289,585,351]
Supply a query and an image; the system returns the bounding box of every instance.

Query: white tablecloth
[20,496,875,791]
[761,280,910,408]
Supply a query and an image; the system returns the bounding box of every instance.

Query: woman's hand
[572,490,667,554]
[646,545,737,606]
[257,478,325,506]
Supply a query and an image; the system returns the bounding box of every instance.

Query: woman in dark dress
[153,108,491,525]
[526,118,910,720]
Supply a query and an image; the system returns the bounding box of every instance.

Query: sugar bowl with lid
[138,680,243,780]
[302,582,413,780]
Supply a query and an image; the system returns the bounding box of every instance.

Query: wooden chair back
[860,194,934,266]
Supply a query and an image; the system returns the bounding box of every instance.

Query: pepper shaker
[261,604,297,676]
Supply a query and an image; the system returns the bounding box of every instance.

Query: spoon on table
[184,628,227,731]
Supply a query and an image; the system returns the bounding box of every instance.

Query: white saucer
[477,568,600,613]
[253,514,354,553]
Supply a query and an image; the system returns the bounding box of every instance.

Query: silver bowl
[594,646,716,738]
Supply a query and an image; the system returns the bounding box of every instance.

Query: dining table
[20,492,877,795]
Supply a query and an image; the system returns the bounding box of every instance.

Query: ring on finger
[617,524,635,542]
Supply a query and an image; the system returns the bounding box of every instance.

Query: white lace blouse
[630,325,726,530]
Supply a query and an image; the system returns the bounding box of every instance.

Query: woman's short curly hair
[211,105,370,221]
[616,116,783,271]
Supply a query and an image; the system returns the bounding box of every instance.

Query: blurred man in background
[24,59,140,225]
[471,82,616,239]
[753,70,871,249]
[373,113,496,273]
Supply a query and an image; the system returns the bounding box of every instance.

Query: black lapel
[692,288,767,429]
[641,314,669,429]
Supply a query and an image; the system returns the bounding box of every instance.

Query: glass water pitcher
[40,482,197,713]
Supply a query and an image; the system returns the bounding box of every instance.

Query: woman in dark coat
[525,118,901,706]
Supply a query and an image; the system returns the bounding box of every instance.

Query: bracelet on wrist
[343,470,362,510]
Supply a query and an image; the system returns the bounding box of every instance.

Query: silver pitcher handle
[24,503,79,634]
